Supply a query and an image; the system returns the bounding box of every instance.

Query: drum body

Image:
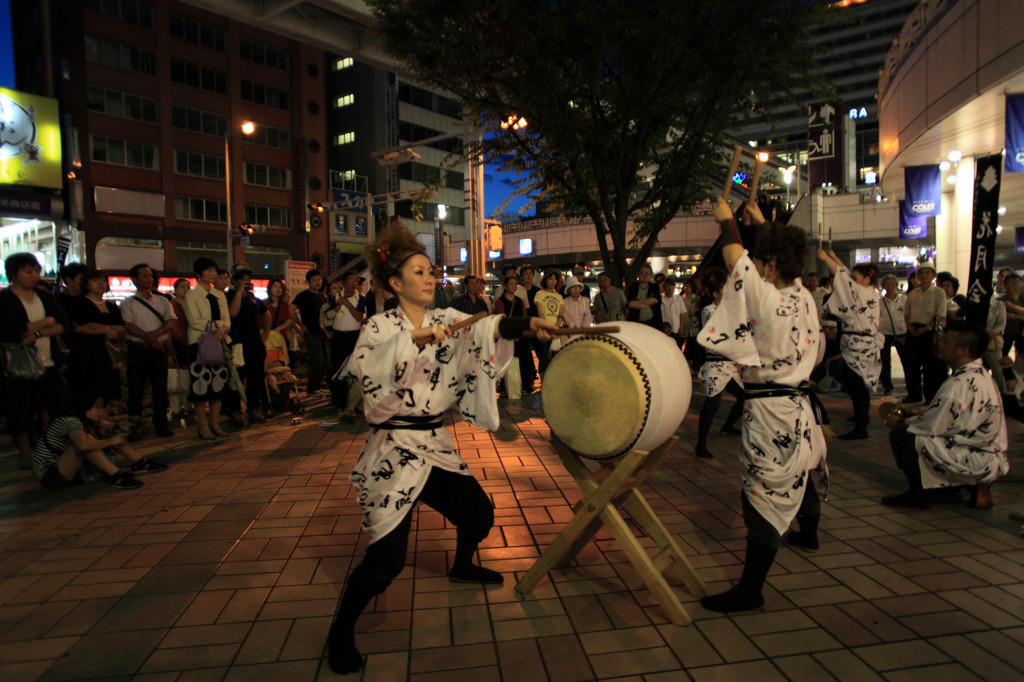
[541,321,692,460]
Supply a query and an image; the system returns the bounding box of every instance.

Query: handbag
[1,342,45,382]
[105,339,129,369]
[198,322,226,366]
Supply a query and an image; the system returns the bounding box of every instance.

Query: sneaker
[338,412,354,424]
[228,412,245,428]
[247,411,266,424]
[107,472,143,489]
[131,458,168,474]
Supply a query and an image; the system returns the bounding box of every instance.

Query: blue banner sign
[904,165,942,217]
[1005,93,1024,173]
[898,200,927,239]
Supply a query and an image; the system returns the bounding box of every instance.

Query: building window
[330,169,356,187]
[84,35,157,77]
[83,0,155,29]
[171,105,227,137]
[240,37,290,71]
[175,196,227,223]
[86,86,158,123]
[399,162,464,190]
[240,80,290,111]
[398,122,462,153]
[334,214,346,234]
[333,57,353,70]
[174,149,225,180]
[169,12,226,52]
[247,124,290,150]
[244,204,292,229]
[398,83,460,119]
[170,59,229,95]
[244,161,290,189]
[91,135,159,170]
[334,131,355,146]
[334,93,354,108]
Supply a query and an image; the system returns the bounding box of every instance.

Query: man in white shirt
[878,275,908,396]
[805,272,826,321]
[121,263,178,438]
[902,263,947,403]
[660,276,687,348]
[330,269,366,423]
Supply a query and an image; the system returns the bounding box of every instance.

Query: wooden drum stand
[515,436,707,625]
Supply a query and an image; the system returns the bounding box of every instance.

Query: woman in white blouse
[184,257,231,440]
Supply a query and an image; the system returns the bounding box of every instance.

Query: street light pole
[224,121,255,271]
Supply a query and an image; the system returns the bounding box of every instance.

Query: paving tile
[694,617,762,663]
[688,659,788,682]
[538,633,595,682]
[852,640,952,671]
[37,628,164,681]
[91,592,194,633]
[929,635,1024,681]
[773,654,839,682]
[811,650,885,681]
[496,638,546,681]
[409,642,497,673]
[881,663,983,682]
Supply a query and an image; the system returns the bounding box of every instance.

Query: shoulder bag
[1,342,45,382]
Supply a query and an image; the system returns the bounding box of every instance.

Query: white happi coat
[698,302,742,398]
[698,252,827,536]
[908,358,1009,488]
[344,307,513,543]
[824,268,883,388]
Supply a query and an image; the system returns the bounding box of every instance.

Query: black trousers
[330,331,360,410]
[742,476,820,550]
[342,467,494,596]
[888,421,923,491]
[904,328,946,402]
[841,363,870,429]
[126,343,169,429]
[879,334,907,393]
[224,343,268,414]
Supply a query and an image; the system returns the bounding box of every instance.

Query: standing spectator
[56,262,87,313]
[329,269,366,424]
[626,264,662,330]
[879,275,908,396]
[804,272,826,322]
[493,264,519,301]
[903,262,947,404]
[905,269,920,295]
[0,253,70,469]
[493,274,534,395]
[225,268,270,425]
[429,265,456,309]
[168,278,191,420]
[215,268,231,293]
[534,269,564,372]
[365,281,397,317]
[592,271,626,323]
[1001,273,1023,394]
[120,263,177,438]
[558,276,592,329]
[320,279,344,343]
[653,271,667,296]
[453,275,490,315]
[519,264,542,386]
[292,270,328,394]
[264,278,295,345]
[982,293,1008,395]
[68,269,126,401]
[660,276,686,347]
[184,257,231,440]
[571,265,591,298]
[937,272,967,319]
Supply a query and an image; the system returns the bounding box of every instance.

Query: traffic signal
[237,223,253,235]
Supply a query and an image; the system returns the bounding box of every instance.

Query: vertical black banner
[964,154,1003,326]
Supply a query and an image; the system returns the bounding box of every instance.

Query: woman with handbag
[0,253,71,469]
[879,275,908,396]
[67,268,127,402]
[184,257,232,440]
[168,278,192,420]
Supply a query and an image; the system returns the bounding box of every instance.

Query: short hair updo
[750,222,808,282]
[366,224,428,295]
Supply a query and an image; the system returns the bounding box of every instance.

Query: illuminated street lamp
[225,121,255,270]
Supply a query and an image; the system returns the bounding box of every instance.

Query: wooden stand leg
[515,437,707,626]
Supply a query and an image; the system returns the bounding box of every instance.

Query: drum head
[541,337,647,459]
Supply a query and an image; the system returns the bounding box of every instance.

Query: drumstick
[818,222,823,243]
[722,145,743,201]
[523,325,621,338]
[448,311,489,334]
[828,226,833,250]
[748,157,763,203]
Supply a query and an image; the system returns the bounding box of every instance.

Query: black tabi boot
[327,585,376,675]
[449,534,503,584]
[701,540,778,613]
[695,400,716,459]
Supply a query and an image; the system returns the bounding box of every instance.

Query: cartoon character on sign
[0,94,41,165]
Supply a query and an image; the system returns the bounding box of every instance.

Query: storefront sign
[1016,227,1024,256]
[904,165,942,217]
[964,154,1002,325]
[0,88,62,190]
[0,190,52,217]
[285,260,317,293]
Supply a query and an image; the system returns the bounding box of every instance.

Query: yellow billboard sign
[0,88,63,190]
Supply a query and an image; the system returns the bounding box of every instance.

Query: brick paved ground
[0,372,1022,681]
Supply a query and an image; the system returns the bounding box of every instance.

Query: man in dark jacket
[626,264,662,330]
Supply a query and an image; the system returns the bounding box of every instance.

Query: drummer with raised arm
[696,198,827,613]
[325,224,555,675]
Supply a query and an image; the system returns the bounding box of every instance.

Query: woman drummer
[817,248,883,440]
[326,224,555,674]
[697,198,827,613]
